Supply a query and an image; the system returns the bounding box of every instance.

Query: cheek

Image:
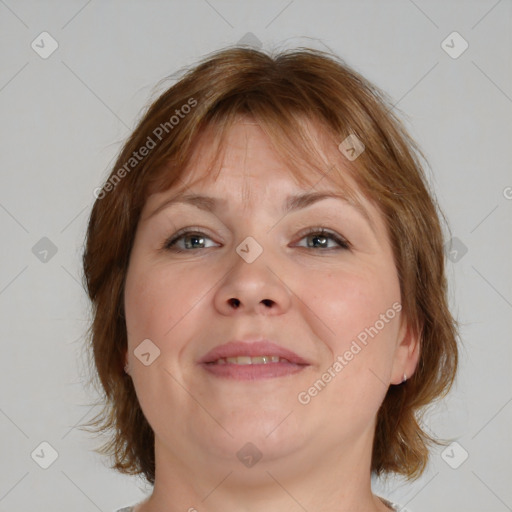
[305,266,401,347]
[124,258,205,342]
[292,270,401,444]
[299,265,401,401]
[123,259,207,418]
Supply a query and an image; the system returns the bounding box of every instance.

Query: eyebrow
[146,191,375,232]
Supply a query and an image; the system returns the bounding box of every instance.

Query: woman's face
[123,119,417,477]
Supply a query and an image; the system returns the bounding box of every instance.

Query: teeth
[214,355,285,365]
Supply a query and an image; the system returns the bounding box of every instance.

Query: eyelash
[162,226,351,252]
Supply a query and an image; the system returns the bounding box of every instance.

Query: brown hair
[81,45,458,484]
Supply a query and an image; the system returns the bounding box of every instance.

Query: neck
[137,427,389,512]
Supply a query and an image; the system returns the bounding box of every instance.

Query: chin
[204,409,308,464]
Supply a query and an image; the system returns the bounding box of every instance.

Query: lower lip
[200,362,308,380]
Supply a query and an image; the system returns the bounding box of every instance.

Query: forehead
[159,117,359,195]
[141,118,387,239]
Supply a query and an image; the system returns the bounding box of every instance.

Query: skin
[123,118,420,512]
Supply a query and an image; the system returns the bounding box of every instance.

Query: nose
[214,253,292,316]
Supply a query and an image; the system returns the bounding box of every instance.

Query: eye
[163,228,219,252]
[162,226,350,253]
[294,227,350,250]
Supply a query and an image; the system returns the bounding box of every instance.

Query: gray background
[1,1,511,511]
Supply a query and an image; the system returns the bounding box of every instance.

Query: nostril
[229,298,240,308]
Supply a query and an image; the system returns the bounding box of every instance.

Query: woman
[82,45,458,512]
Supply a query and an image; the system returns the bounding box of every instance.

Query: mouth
[198,340,310,380]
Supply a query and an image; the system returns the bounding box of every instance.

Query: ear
[123,350,130,374]
[390,316,421,385]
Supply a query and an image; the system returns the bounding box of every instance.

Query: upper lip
[198,340,310,365]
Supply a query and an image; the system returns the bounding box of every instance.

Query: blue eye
[295,227,350,250]
[164,229,218,251]
[163,227,350,252]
